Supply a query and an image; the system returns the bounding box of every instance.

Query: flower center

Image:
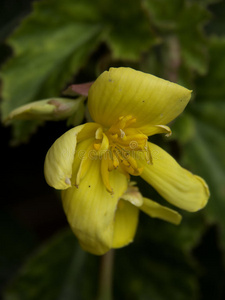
[75,116,151,193]
[93,116,150,193]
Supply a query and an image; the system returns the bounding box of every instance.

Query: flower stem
[97,249,114,300]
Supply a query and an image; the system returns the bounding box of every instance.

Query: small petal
[88,67,191,128]
[140,124,172,137]
[122,186,143,207]
[62,160,128,255]
[44,123,99,190]
[63,82,94,97]
[138,142,209,212]
[140,197,182,225]
[112,199,139,248]
[77,122,101,142]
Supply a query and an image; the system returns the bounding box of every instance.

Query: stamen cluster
[76,116,150,193]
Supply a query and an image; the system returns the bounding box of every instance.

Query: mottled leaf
[3,229,98,300]
[101,0,156,60]
[143,0,210,75]
[0,0,157,144]
[0,0,102,143]
[173,38,225,248]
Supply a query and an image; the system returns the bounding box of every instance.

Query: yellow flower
[44,67,209,255]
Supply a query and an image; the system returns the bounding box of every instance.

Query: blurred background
[1,0,225,299]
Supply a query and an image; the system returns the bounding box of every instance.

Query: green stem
[97,249,114,300]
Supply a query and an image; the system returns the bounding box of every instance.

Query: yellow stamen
[108,115,136,133]
[112,152,119,168]
[99,133,109,153]
[94,133,109,154]
[108,156,115,171]
[94,143,101,150]
[101,157,113,194]
[120,129,125,138]
[76,145,93,187]
[74,115,151,193]
[144,141,152,164]
[126,154,138,170]
[95,127,103,139]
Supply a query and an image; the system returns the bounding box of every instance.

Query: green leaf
[1,4,101,115]
[143,0,184,30]
[121,169,208,299]
[0,211,37,289]
[0,0,102,143]
[114,212,206,300]
[181,119,225,220]
[143,0,210,75]
[191,101,225,132]
[1,0,156,144]
[205,0,225,36]
[174,37,225,248]
[101,0,156,60]
[3,229,98,300]
[3,220,206,300]
[194,37,225,102]
[177,3,210,75]
[9,119,44,146]
[189,0,222,5]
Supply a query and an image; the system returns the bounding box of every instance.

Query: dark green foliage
[1,0,225,299]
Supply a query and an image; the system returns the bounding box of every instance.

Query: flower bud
[4,97,84,123]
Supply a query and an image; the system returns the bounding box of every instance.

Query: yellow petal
[139,124,172,137]
[122,186,143,207]
[138,142,209,212]
[44,123,99,190]
[77,122,101,142]
[88,67,191,128]
[62,160,128,255]
[112,199,139,248]
[140,197,182,225]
